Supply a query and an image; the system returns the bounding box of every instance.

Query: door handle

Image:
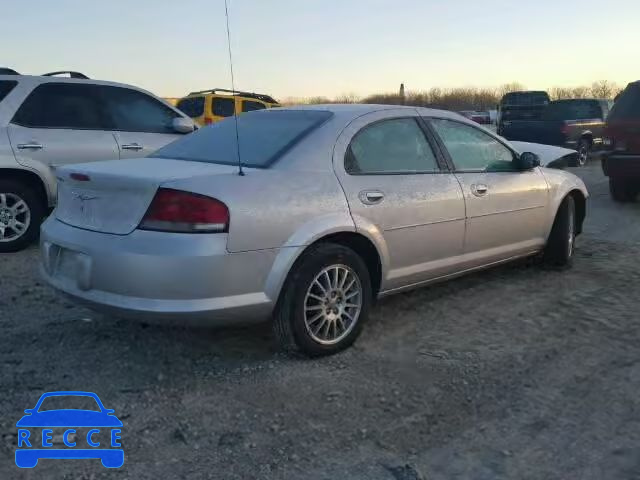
[17,143,43,150]
[471,184,489,197]
[359,190,385,205]
[121,143,143,151]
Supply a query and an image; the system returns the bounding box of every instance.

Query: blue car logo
[15,391,123,468]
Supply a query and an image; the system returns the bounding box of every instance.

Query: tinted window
[542,100,602,120]
[608,84,640,121]
[12,83,105,129]
[501,91,550,106]
[176,97,205,118]
[101,86,179,133]
[154,110,332,168]
[346,118,439,174]
[431,119,515,172]
[212,98,235,117]
[242,100,266,112]
[0,81,17,103]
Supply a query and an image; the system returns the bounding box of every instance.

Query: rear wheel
[0,180,45,253]
[273,243,372,357]
[544,195,576,267]
[609,177,637,203]
[575,138,591,167]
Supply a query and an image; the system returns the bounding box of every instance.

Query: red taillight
[204,117,214,125]
[70,173,91,181]
[139,188,229,233]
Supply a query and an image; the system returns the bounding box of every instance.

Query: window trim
[344,116,449,176]
[424,116,521,174]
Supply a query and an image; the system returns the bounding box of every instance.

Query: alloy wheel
[0,193,31,243]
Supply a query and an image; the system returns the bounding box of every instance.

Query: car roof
[0,73,150,90]
[274,103,464,122]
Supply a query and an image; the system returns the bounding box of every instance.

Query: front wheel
[544,195,576,267]
[273,243,372,357]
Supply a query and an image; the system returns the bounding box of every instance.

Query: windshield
[501,91,549,106]
[542,100,601,120]
[154,110,333,168]
[38,395,101,412]
[608,84,640,121]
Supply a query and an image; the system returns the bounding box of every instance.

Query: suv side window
[212,98,235,117]
[12,83,106,130]
[100,86,179,133]
[431,118,516,172]
[176,97,205,118]
[242,100,266,112]
[0,81,18,103]
[346,118,439,174]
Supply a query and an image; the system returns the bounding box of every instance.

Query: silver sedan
[40,105,588,356]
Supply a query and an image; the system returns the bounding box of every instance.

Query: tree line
[280,80,623,111]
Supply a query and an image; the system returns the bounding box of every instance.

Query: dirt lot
[1,162,639,480]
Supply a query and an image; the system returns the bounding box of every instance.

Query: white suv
[0,70,195,252]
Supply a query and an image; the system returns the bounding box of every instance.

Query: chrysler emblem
[72,192,98,213]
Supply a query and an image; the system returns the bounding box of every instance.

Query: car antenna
[224,0,244,176]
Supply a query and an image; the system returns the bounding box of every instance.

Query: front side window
[176,97,205,118]
[242,100,266,112]
[431,118,515,172]
[346,118,439,174]
[12,83,105,129]
[212,97,235,117]
[100,86,179,133]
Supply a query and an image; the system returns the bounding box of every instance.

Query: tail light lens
[204,117,214,125]
[139,188,229,233]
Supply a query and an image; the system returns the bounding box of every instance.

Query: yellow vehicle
[175,88,279,126]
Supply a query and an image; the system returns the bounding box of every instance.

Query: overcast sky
[4,0,639,99]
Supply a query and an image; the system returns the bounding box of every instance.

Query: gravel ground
[1,162,639,480]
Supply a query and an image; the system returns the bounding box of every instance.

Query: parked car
[176,88,279,126]
[458,111,491,125]
[497,90,550,136]
[0,70,196,252]
[500,99,612,166]
[40,105,588,357]
[602,80,640,202]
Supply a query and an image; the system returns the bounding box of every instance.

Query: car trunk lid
[55,157,238,235]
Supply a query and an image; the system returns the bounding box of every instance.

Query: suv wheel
[0,180,45,252]
[273,243,372,357]
[609,177,637,203]
[544,195,576,267]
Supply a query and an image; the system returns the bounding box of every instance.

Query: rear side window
[12,83,105,129]
[543,100,602,120]
[608,84,640,121]
[242,100,266,112]
[346,118,439,174]
[100,86,179,133]
[212,98,235,117]
[0,81,17,103]
[176,97,205,118]
[154,110,332,168]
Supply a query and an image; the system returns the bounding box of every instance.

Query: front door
[333,110,466,291]
[428,117,549,267]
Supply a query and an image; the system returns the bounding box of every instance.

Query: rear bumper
[601,154,640,178]
[40,217,280,326]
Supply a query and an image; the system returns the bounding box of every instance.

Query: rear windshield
[542,100,601,120]
[176,97,205,118]
[0,80,18,103]
[153,110,333,168]
[608,84,640,121]
[501,91,549,106]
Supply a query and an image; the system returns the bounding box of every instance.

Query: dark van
[497,91,550,136]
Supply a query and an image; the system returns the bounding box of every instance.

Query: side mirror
[516,152,541,170]
[172,117,195,134]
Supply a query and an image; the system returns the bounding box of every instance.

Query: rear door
[333,110,466,291]
[427,117,549,267]
[99,86,184,158]
[7,82,119,168]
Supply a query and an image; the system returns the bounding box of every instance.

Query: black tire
[543,195,576,267]
[273,243,372,357]
[573,138,591,167]
[609,177,637,203]
[0,180,46,253]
